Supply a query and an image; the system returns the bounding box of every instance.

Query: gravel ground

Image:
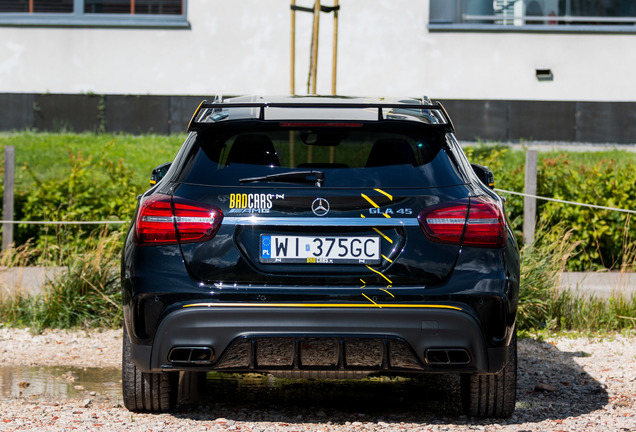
[0,328,634,431]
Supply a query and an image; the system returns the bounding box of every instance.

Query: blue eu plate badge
[261,235,272,259]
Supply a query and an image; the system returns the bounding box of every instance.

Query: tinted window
[180,125,464,188]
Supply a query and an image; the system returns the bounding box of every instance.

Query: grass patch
[0,222,633,332]
[0,132,184,192]
[517,225,577,330]
[547,290,636,331]
[0,230,122,330]
[517,223,636,333]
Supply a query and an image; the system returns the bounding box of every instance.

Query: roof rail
[187,101,454,133]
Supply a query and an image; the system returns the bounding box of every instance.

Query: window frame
[429,0,636,34]
[0,0,189,28]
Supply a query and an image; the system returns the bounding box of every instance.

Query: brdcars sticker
[228,193,285,214]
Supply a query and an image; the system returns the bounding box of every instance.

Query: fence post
[523,149,538,245]
[2,146,15,251]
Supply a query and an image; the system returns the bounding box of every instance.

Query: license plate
[260,235,381,264]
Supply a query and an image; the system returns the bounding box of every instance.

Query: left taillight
[135,194,223,246]
[418,196,505,248]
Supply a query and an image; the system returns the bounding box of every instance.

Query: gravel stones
[0,329,634,431]
[0,328,121,368]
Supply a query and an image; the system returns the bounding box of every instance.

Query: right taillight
[418,197,505,248]
[135,194,223,246]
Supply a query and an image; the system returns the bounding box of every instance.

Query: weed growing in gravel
[517,224,577,331]
[0,241,38,323]
[1,217,634,332]
[0,230,122,330]
[517,221,636,333]
[546,290,636,331]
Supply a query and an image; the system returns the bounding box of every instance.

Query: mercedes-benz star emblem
[311,198,330,217]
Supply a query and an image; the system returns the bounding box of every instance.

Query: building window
[0,0,73,13]
[430,0,636,32]
[0,0,187,27]
[84,0,182,15]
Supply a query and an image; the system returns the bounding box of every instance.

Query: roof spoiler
[187,100,455,133]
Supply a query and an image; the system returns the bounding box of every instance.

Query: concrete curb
[0,267,64,299]
[558,271,636,299]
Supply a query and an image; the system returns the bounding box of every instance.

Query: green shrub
[15,148,136,257]
[537,156,636,270]
[466,144,636,271]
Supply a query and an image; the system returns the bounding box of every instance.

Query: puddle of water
[0,366,459,414]
[0,366,121,399]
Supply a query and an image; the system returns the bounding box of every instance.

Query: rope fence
[1,187,634,226]
[495,188,636,215]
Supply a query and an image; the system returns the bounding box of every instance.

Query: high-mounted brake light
[135,194,223,246]
[418,197,505,248]
[279,122,363,128]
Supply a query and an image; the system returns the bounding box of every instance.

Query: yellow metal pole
[290,1,296,95]
[310,1,321,94]
[331,0,339,95]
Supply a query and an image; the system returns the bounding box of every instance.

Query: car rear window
[179,124,464,188]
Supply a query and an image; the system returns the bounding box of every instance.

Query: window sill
[0,13,190,28]
[428,23,636,34]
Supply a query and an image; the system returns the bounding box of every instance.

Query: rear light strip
[425,218,465,225]
[136,194,223,246]
[140,215,218,224]
[418,197,505,248]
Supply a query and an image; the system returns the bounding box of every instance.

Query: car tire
[460,329,517,418]
[122,325,178,412]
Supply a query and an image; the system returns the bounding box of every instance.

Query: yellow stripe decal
[361,293,382,308]
[361,193,379,208]
[365,265,393,284]
[379,288,395,298]
[183,302,462,311]
[374,188,393,201]
[381,254,393,263]
[383,213,391,219]
[372,228,393,243]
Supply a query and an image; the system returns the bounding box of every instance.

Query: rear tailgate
[174,184,469,286]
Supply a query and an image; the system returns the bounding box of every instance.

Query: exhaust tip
[425,348,471,366]
[168,347,215,364]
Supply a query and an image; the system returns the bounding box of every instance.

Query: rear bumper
[130,304,510,375]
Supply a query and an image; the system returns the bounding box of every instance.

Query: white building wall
[0,0,635,101]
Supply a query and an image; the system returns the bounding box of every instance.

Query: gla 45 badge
[368,207,413,215]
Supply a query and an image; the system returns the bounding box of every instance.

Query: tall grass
[517,223,636,333]
[0,241,38,321]
[0,222,634,332]
[517,225,578,330]
[547,290,636,331]
[0,230,123,330]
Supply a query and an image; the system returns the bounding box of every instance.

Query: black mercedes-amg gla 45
[121,96,520,417]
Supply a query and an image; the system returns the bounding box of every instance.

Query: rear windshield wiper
[239,170,325,187]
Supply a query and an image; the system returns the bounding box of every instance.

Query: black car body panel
[121,96,520,416]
